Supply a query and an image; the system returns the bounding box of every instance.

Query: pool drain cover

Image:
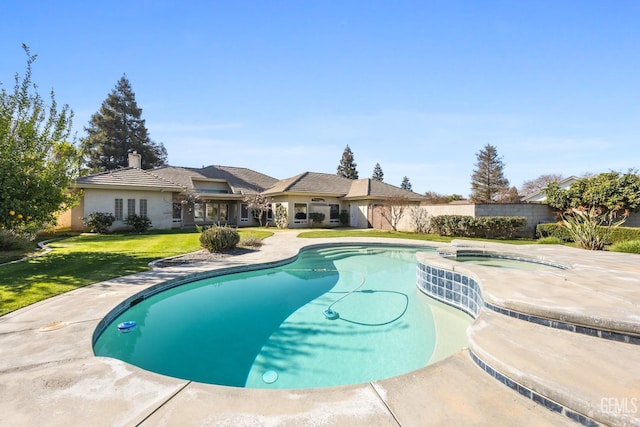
[262,370,278,384]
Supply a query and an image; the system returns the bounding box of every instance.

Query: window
[139,199,148,217]
[172,202,182,222]
[329,204,340,219]
[115,199,123,221]
[127,199,136,217]
[194,203,204,220]
[219,204,228,221]
[203,202,229,222]
[329,204,340,223]
[240,203,249,222]
[293,203,307,223]
[206,203,218,221]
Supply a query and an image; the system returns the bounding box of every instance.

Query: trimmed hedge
[429,215,527,238]
[535,223,573,242]
[535,223,640,244]
[609,227,640,243]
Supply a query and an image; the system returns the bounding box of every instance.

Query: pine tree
[81,75,167,172]
[400,176,412,191]
[337,145,359,179]
[470,144,510,203]
[372,163,384,181]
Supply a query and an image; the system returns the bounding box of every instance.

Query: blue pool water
[94,245,469,389]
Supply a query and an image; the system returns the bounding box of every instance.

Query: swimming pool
[93,245,472,389]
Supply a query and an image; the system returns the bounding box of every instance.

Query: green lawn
[0,230,198,316]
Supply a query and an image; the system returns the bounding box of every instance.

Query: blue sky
[2,1,639,196]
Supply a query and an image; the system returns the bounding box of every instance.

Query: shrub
[560,207,626,250]
[274,204,288,229]
[536,223,573,242]
[339,210,349,226]
[429,215,526,238]
[608,227,640,244]
[240,236,263,248]
[0,230,34,251]
[609,240,640,254]
[84,212,115,233]
[124,214,152,232]
[199,225,240,252]
[309,212,326,227]
[537,236,564,245]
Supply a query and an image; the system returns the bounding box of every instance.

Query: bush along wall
[535,223,573,242]
[535,223,640,244]
[429,215,527,238]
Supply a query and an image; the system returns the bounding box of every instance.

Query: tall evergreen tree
[81,75,167,172]
[337,144,359,179]
[470,144,509,203]
[372,163,384,181]
[400,176,412,191]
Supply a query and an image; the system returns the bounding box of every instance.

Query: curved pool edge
[92,240,441,347]
[1,233,639,425]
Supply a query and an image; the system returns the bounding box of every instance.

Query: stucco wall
[396,204,475,232]
[78,188,176,231]
[395,203,556,237]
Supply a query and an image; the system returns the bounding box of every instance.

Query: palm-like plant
[560,206,627,250]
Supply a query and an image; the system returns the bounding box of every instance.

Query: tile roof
[75,166,425,202]
[264,172,426,201]
[345,178,426,200]
[74,167,183,190]
[263,172,353,195]
[152,165,278,195]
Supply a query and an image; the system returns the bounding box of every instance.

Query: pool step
[467,309,640,426]
[312,246,388,260]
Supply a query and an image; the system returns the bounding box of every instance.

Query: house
[60,152,426,231]
[521,176,580,203]
[262,172,425,228]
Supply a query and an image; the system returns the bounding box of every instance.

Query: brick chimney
[128,151,142,168]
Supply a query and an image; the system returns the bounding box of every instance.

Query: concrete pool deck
[0,231,639,426]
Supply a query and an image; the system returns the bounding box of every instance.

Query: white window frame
[240,203,250,223]
[139,199,148,217]
[114,199,123,221]
[293,203,308,225]
[127,199,136,217]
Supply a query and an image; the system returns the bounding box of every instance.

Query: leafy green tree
[372,163,384,181]
[545,170,640,213]
[400,176,412,191]
[337,145,359,179]
[470,144,509,203]
[81,75,167,172]
[0,45,81,237]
